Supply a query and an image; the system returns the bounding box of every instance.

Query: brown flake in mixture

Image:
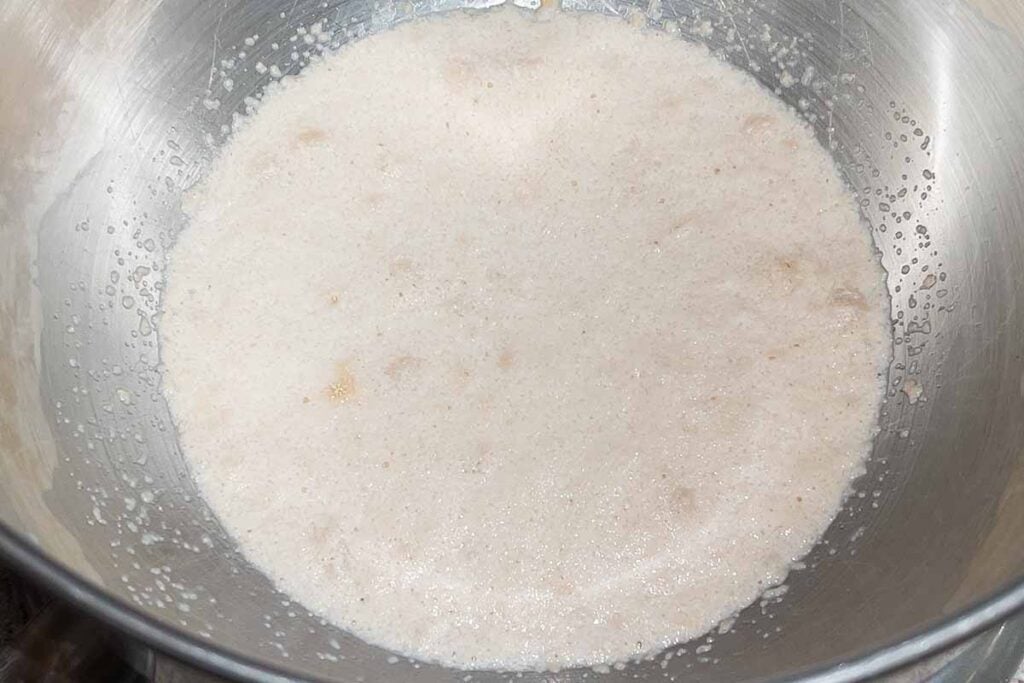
[828,286,869,311]
[753,252,808,295]
[327,363,357,402]
[648,210,702,244]
[657,92,686,112]
[362,191,386,208]
[742,113,776,137]
[389,257,415,275]
[442,56,477,90]
[294,127,329,146]
[451,364,473,391]
[497,347,516,370]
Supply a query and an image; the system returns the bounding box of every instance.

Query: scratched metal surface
[1,0,1024,681]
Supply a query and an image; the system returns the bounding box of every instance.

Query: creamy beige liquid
[161,7,890,671]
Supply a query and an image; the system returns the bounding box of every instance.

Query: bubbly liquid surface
[162,7,890,670]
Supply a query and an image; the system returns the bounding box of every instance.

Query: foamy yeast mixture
[161,7,890,671]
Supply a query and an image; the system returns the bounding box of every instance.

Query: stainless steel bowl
[2,0,1024,681]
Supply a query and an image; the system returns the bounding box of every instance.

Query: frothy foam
[161,7,890,670]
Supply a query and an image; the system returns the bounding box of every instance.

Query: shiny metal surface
[2,0,1024,681]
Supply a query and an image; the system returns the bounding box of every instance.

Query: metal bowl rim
[0,518,1021,682]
